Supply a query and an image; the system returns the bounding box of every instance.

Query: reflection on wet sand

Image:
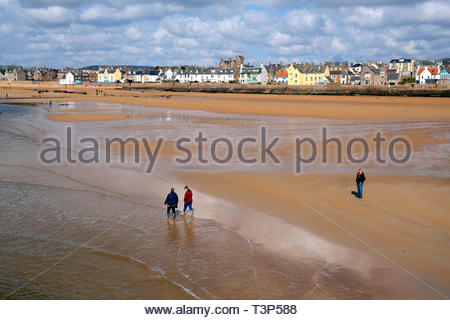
[0,102,448,299]
[182,215,195,246]
[166,217,179,245]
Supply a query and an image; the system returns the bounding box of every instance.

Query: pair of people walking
[164,186,194,218]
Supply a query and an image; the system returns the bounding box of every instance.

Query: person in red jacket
[182,185,193,215]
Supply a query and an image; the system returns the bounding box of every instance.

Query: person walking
[182,185,193,215]
[355,169,366,199]
[164,187,178,218]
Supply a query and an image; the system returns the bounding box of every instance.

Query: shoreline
[2,81,450,97]
[0,98,449,299]
[172,170,450,292]
[1,83,450,120]
[126,82,450,97]
[2,160,445,298]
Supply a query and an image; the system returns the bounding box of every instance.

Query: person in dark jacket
[182,185,193,215]
[355,169,366,199]
[164,188,178,218]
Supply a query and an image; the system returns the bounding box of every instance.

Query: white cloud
[28,42,51,50]
[153,27,169,42]
[174,37,199,48]
[78,4,106,22]
[126,25,144,41]
[0,0,448,67]
[25,5,72,26]
[269,31,291,46]
[420,1,450,24]
[123,45,145,55]
[242,9,270,25]
[346,7,384,28]
[331,38,346,53]
[78,2,183,25]
[0,23,10,32]
[285,9,320,31]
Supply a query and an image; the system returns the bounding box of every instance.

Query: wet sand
[47,113,135,122]
[174,171,450,293]
[1,83,450,120]
[0,94,449,299]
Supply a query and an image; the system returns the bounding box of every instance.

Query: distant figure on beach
[164,187,178,218]
[356,169,366,199]
[182,186,193,215]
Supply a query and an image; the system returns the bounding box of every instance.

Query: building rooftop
[292,63,327,73]
[390,58,412,63]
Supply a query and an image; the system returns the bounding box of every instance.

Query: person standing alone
[182,185,193,215]
[355,169,366,199]
[164,187,178,218]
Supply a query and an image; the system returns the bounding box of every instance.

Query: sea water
[0,102,446,299]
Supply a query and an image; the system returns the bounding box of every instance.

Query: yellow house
[97,69,124,83]
[288,63,330,85]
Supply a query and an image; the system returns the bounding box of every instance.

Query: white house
[416,67,438,84]
[187,69,202,82]
[164,68,174,81]
[239,64,268,84]
[208,68,234,82]
[125,70,143,83]
[172,68,234,83]
[274,71,288,83]
[142,70,162,83]
[135,72,143,83]
[173,69,188,83]
[59,72,74,85]
[198,68,234,83]
[330,70,347,84]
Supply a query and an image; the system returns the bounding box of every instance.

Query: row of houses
[286,58,450,86]
[57,64,269,85]
[0,67,26,81]
[25,62,450,87]
[2,57,450,86]
[97,57,450,86]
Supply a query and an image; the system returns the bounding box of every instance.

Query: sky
[0,0,449,68]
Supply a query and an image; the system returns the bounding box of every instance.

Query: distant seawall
[125,82,450,97]
[2,81,449,97]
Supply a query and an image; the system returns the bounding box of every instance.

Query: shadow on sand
[351,191,360,198]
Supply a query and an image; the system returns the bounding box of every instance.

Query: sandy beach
[174,171,450,290]
[1,82,450,120]
[0,83,449,299]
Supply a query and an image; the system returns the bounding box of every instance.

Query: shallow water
[0,102,447,299]
[34,101,450,176]
[0,180,434,299]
